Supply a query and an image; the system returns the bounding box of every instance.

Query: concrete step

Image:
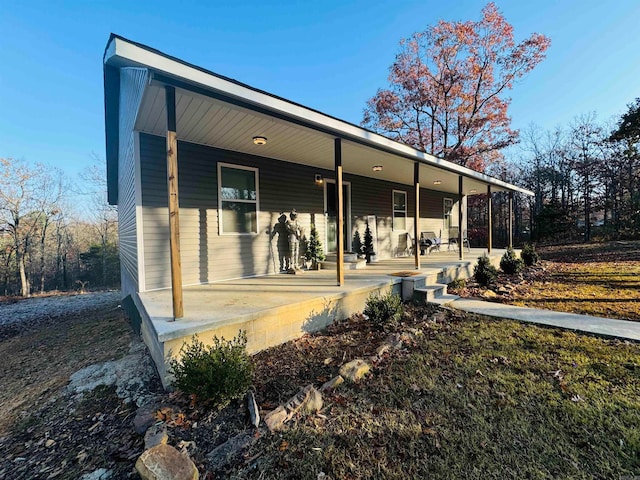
[414,283,449,301]
[428,293,460,306]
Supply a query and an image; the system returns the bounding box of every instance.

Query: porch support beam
[414,162,420,270]
[458,176,464,261]
[487,185,493,254]
[165,86,184,319]
[508,191,514,249]
[335,138,344,286]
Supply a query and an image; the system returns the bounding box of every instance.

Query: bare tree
[0,158,63,296]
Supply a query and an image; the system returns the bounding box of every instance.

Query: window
[393,190,407,231]
[443,198,453,231]
[218,164,259,234]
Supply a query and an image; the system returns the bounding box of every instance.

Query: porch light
[433,180,442,185]
[470,189,477,194]
[314,174,323,185]
[252,136,267,145]
[372,165,383,172]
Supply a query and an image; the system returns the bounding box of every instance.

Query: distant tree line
[511,99,640,243]
[0,157,119,297]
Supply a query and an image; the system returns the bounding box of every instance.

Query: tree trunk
[18,252,30,297]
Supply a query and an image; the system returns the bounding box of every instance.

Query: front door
[325,181,351,253]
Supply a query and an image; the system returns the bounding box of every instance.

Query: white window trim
[217,162,260,235]
[392,189,407,231]
[443,197,454,230]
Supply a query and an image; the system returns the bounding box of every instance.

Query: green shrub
[474,254,498,287]
[448,278,467,291]
[170,332,254,407]
[500,247,525,274]
[521,243,540,266]
[364,291,403,328]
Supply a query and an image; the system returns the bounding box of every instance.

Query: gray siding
[139,133,464,289]
[348,175,460,256]
[118,68,148,295]
[140,134,327,290]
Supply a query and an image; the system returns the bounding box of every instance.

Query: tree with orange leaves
[363,3,550,171]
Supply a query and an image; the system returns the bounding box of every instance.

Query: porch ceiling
[136,84,492,195]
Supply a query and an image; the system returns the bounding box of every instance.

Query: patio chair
[447,226,470,252]
[396,232,414,257]
[419,231,441,255]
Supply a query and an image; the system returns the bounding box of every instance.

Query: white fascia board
[104,36,534,197]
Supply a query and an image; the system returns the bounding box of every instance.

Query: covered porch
[136,248,507,386]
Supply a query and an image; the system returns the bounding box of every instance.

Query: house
[103,35,532,385]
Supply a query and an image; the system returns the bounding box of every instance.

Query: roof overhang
[103,34,533,204]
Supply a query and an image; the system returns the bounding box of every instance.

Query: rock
[68,339,159,407]
[320,375,344,392]
[339,359,371,382]
[45,439,56,448]
[135,444,199,480]
[80,468,113,480]
[134,407,157,435]
[144,423,168,450]
[247,391,260,428]
[206,432,255,469]
[384,333,405,350]
[284,385,323,416]
[375,343,391,356]
[264,405,288,432]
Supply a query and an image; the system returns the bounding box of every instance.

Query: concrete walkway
[434,296,640,342]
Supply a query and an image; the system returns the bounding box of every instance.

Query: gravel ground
[0,291,121,328]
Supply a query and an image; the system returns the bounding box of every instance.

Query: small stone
[264,405,289,432]
[80,468,113,480]
[482,289,498,299]
[320,375,344,392]
[384,333,404,350]
[206,432,255,469]
[45,439,56,448]
[247,391,260,428]
[339,359,371,382]
[134,407,157,435]
[375,343,391,356]
[135,444,198,480]
[144,423,168,450]
[284,385,323,416]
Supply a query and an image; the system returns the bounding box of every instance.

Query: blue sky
[1,0,639,180]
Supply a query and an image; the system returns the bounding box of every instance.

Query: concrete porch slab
[135,248,505,387]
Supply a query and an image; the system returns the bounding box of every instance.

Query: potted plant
[352,230,365,259]
[364,223,377,263]
[304,224,325,270]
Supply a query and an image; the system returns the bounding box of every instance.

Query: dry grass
[510,241,640,321]
[231,306,640,479]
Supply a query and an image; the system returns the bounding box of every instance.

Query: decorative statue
[271,212,290,272]
[286,209,303,270]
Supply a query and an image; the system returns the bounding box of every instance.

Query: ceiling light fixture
[252,136,267,145]
[469,189,477,194]
[433,180,442,185]
[372,165,383,172]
